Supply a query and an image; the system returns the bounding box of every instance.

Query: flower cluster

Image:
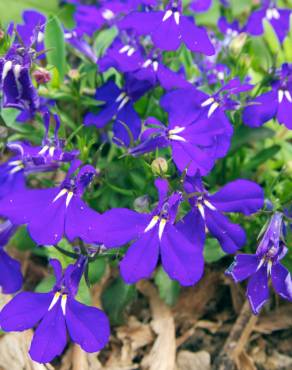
[0,0,291,364]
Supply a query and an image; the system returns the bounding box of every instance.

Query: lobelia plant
[0,0,291,365]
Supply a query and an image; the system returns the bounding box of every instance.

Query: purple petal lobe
[0,292,52,331]
[29,302,67,363]
[66,298,110,352]
[247,266,269,315]
[208,180,264,215]
[0,249,23,293]
[271,263,292,301]
[226,254,259,282]
[160,224,204,286]
[120,227,160,284]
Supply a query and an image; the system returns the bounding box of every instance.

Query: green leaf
[35,275,56,293]
[44,15,66,83]
[88,258,106,284]
[9,227,36,251]
[242,145,281,174]
[94,27,118,59]
[154,267,180,306]
[0,0,58,24]
[76,277,92,305]
[204,238,226,263]
[101,277,136,325]
[231,125,275,153]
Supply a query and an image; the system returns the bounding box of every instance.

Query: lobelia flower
[0,258,110,363]
[99,37,145,73]
[183,78,253,119]
[246,0,291,43]
[95,179,205,286]
[0,220,23,294]
[190,0,212,12]
[129,89,233,176]
[243,64,292,130]
[16,10,46,57]
[0,112,78,199]
[118,0,215,54]
[64,30,98,63]
[218,16,245,47]
[183,175,265,254]
[99,39,190,89]
[0,44,39,112]
[84,75,152,146]
[226,212,292,314]
[0,160,101,245]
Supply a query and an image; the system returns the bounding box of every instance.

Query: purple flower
[65,31,98,63]
[190,0,212,12]
[0,220,23,294]
[118,0,215,54]
[95,179,205,286]
[183,175,265,253]
[246,2,291,43]
[0,258,110,363]
[0,160,101,245]
[130,88,233,175]
[193,78,253,118]
[99,37,145,73]
[0,113,78,199]
[226,212,292,314]
[243,64,292,130]
[0,45,39,112]
[84,75,152,146]
[16,10,46,55]
[99,39,190,89]
[72,1,131,37]
[218,16,243,39]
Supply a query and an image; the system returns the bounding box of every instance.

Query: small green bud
[151,157,168,174]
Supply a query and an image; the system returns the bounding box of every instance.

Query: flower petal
[247,266,269,315]
[66,298,110,352]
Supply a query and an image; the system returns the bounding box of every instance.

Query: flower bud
[134,195,150,212]
[151,157,168,174]
[68,69,80,80]
[33,68,51,84]
[230,33,247,55]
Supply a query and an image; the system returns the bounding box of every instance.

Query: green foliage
[101,277,136,325]
[44,15,66,84]
[154,267,180,306]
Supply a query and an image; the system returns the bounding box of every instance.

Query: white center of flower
[266,8,280,20]
[201,97,220,117]
[168,126,186,142]
[162,10,180,25]
[48,292,67,315]
[53,189,74,208]
[102,8,115,20]
[144,215,167,240]
[119,45,136,56]
[2,60,12,81]
[115,92,130,111]
[278,89,292,103]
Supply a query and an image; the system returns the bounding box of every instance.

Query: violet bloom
[193,78,253,118]
[72,1,131,37]
[0,160,101,245]
[246,1,291,43]
[99,37,144,73]
[95,179,205,286]
[119,0,214,54]
[226,212,292,314]
[0,220,23,294]
[99,40,190,89]
[184,175,264,253]
[0,45,39,112]
[243,64,292,130]
[218,16,244,43]
[65,31,98,63]
[16,10,46,56]
[0,258,110,363]
[190,0,212,12]
[0,113,78,199]
[84,75,152,146]
[132,50,191,90]
[130,90,232,176]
